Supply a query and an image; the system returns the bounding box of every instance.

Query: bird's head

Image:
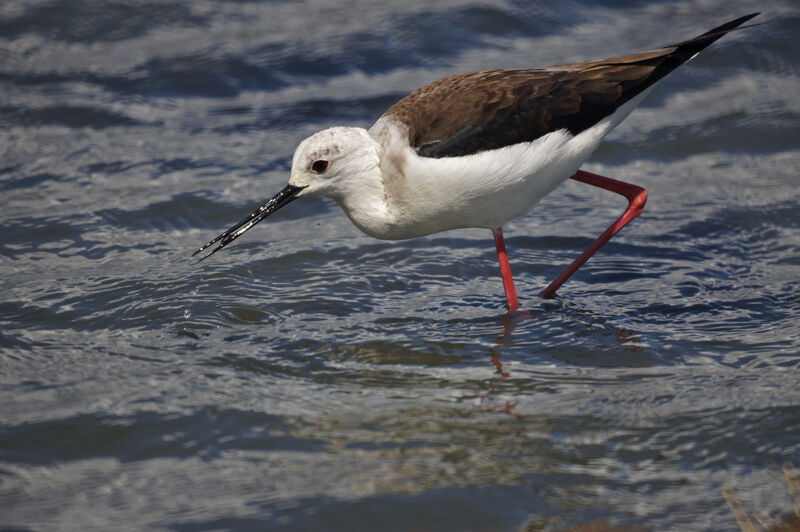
[288,127,381,199]
[193,126,381,260]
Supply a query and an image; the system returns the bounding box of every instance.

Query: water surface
[1,1,799,530]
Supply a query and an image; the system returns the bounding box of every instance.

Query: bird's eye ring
[311,160,329,174]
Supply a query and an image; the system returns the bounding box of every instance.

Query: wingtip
[665,13,763,54]
[700,12,761,37]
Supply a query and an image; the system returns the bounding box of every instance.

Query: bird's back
[379,13,759,159]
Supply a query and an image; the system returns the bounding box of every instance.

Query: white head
[289,126,381,200]
[193,126,382,259]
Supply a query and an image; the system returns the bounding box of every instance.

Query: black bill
[193,184,306,260]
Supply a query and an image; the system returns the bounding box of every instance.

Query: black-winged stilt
[194,13,759,313]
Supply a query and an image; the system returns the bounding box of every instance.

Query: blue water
[2,1,799,531]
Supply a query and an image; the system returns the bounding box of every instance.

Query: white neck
[323,132,395,239]
[333,167,392,239]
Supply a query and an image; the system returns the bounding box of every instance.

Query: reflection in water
[482,303,646,419]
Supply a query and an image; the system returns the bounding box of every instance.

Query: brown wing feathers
[381,13,759,159]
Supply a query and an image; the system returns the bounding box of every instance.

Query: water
[2,1,799,530]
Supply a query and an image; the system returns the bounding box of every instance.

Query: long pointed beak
[193,184,306,261]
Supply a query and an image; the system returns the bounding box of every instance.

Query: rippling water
[2,1,799,530]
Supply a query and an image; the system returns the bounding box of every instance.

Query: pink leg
[492,227,520,313]
[539,170,648,299]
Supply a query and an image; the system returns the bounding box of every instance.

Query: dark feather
[380,13,759,158]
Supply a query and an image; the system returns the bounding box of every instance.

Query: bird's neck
[327,135,397,239]
[333,170,391,239]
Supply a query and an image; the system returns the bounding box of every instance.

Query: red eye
[311,160,329,173]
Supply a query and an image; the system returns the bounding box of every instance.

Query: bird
[194,13,759,313]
